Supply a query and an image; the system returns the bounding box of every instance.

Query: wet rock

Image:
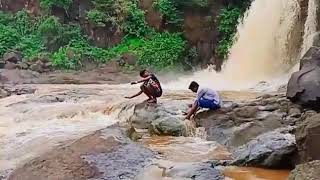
[288,107,302,118]
[17,62,29,70]
[0,88,10,98]
[226,118,282,149]
[233,106,258,118]
[165,162,224,180]
[232,127,296,168]
[289,160,320,180]
[295,114,320,163]
[3,52,22,64]
[8,125,155,180]
[129,102,186,130]
[30,63,44,73]
[4,62,18,70]
[287,46,320,108]
[3,85,37,96]
[258,105,279,112]
[130,103,160,129]
[83,143,154,180]
[121,52,137,66]
[150,117,186,136]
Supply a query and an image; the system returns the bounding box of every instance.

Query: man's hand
[131,81,138,85]
[125,96,132,99]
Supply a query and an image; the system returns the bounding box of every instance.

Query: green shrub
[51,46,81,69]
[40,0,72,9]
[15,35,46,59]
[216,0,251,58]
[87,0,150,37]
[216,7,242,58]
[138,32,186,68]
[86,9,108,27]
[0,25,20,56]
[153,0,183,27]
[14,10,34,35]
[38,16,84,50]
[122,2,150,37]
[0,11,14,25]
[175,0,209,8]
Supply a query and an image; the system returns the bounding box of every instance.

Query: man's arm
[125,90,143,99]
[131,76,152,84]
[185,101,199,120]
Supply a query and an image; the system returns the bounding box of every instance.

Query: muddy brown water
[224,167,289,180]
[140,136,290,180]
[0,84,288,179]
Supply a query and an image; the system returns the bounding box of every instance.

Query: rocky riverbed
[1,82,319,180]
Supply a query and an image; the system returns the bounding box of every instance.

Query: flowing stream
[0,84,289,179]
[2,0,319,179]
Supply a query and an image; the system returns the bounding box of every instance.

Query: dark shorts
[142,84,162,98]
[197,98,220,110]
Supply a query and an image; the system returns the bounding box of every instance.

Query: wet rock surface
[0,84,37,98]
[0,59,138,85]
[289,160,320,180]
[295,114,320,163]
[8,125,155,180]
[150,117,187,136]
[129,101,188,136]
[197,94,301,148]
[287,46,320,108]
[0,84,315,179]
[165,162,224,180]
[232,127,296,168]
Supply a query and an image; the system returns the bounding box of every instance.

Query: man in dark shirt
[125,69,162,103]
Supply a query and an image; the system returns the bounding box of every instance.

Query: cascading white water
[165,0,308,91]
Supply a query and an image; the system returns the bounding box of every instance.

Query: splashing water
[165,0,306,91]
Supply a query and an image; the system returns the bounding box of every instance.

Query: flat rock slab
[8,125,155,180]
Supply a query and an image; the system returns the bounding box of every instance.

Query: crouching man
[185,81,221,120]
[125,69,162,103]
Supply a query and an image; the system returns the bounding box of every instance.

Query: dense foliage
[0,0,249,70]
[86,0,150,37]
[40,0,72,9]
[153,0,209,27]
[0,2,186,70]
[216,1,251,58]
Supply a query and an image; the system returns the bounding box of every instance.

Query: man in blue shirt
[185,81,221,120]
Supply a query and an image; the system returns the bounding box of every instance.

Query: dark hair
[189,81,199,90]
[139,69,147,77]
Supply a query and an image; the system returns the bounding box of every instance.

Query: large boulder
[232,127,296,168]
[8,125,155,180]
[295,114,320,163]
[149,117,187,136]
[165,162,224,180]
[287,46,320,108]
[3,52,22,64]
[289,160,320,180]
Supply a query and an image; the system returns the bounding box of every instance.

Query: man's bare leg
[140,85,153,101]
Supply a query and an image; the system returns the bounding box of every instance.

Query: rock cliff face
[0,0,224,67]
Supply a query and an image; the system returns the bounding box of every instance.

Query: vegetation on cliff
[0,0,250,70]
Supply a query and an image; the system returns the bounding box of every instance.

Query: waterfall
[167,0,316,91]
